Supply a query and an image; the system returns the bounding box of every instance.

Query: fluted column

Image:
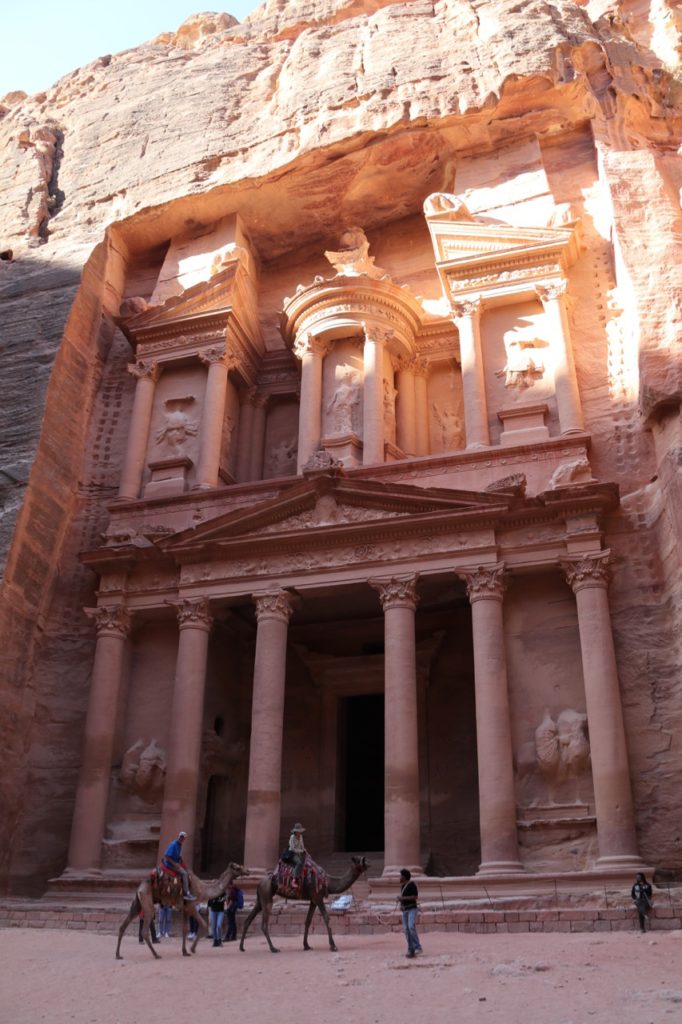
[194,345,236,489]
[413,358,430,456]
[294,332,328,473]
[459,564,523,874]
[158,599,213,865]
[396,357,417,455]
[452,300,489,449]
[536,280,584,434]
[370,575,421,875]
[67,605,131,870]
[235,392,256,483]
[248,392,268,482]
[362,326,389,465]
[118,360,160,499]
[562,552,642,869]
[243,590,295,872]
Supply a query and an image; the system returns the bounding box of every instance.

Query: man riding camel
[288,822,307,892]
[162,830,196,900]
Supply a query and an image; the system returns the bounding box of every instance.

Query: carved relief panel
[427,359,464,454]
[321,337,364,466]
[144,363,206,496]
[262,398,299,480]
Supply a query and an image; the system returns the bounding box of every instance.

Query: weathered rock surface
[1,1,681,892]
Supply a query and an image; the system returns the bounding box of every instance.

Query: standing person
[631,873,653,932]
[288,822,307,892]
[208,891,226,947]
[161,830,196,900]
[158,903,172,938]
[225,881,241,941]
[399,868,423,959]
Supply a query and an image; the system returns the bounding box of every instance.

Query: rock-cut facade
[1,0,681,897]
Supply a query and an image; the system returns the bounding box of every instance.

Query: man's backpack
[235,888,244,910]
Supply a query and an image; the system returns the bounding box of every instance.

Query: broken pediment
[423,193,581,303]
[158,474,510,556]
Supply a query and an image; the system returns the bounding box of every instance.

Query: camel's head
[229,862,248,878]
[351,856,369,876]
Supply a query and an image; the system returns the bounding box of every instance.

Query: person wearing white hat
[162,830,196,900]
[288,823,307,891]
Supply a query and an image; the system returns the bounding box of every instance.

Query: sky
[0,1,259,98]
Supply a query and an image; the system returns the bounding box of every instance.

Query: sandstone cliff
[1,1,681,891]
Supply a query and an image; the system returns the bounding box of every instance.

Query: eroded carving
[423,193,474,219]
[496,334,547,389]
[302,448,344,474]
[550,456,594,489]
[383,377,397,445]
[127,359,160,383]
[326,369,361,435]
[324,227,386,279]
[266,437,298,477]
[155,397,198,455]
[432,403,462,450]
[120,738,166,799]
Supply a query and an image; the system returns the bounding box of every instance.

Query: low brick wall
[1,900,680,935]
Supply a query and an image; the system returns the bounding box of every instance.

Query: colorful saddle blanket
[273,854,328,900]
[150,864,183,906]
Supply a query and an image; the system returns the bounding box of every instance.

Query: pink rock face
[1,1,681,896]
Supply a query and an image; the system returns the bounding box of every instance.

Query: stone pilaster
[370,575,422,875]
[67,605,131,870]
[536,280,584,434]
[412,357,430,456]
[452,300,489,449]
[195,344,237,489]
[362,325,390,465]
[294,332,329,473]
[458,564,523,874]
[561,551,642,869]
[395,356,417,455]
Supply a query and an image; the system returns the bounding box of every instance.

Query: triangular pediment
[427,219,579,268]
[159,474,510,556]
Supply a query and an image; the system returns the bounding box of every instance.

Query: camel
[116,861,246,960]
[240,855,369,953]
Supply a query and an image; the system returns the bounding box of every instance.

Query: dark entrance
[341,694,384,850]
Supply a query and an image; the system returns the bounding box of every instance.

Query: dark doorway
[341,694,384,850]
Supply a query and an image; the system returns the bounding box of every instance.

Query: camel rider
[162,830,196,900]
[288,822,307,890]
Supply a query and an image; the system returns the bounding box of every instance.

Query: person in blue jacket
[162,830,196,900]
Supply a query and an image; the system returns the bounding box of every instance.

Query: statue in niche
[423,193,474,220]
[120,739,166,799]
[535,709,591,803]
[324,227,386,279]
[155,396,198,455]
[496,333,547,390]
[383,378,397,445]
[550,456,594,489]
[326,370,360,435]
[432,403,462,450]
[266,436,298,477]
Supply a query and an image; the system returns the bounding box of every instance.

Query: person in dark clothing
[208,892,226,946]
[399,868,423,959]
[225,882,239,941]
[631,873,653,932]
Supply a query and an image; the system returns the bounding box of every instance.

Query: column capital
[253,589,295,623]
[293,331,330,361]
[243,387,269,410]
[369,574,420,611]
[362,322,394,346]
[535,279,567,304]
[172,597,213,631]
[198,344,239,369]
[561,550,611,592]
[85,604,131,638]
[451,298,482,321]
[458,563,507,603]
[127,359,160,383]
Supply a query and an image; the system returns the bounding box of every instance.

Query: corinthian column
[294,332,328,473]
[362,326,390,465]
[67,605,131,870]
[536,280,584,434]
[158,598,213,865]
[248,392,269,482]
[395,357,417,455]
[118,360,160,500]
[452,300,489,449]
[413,358,430,456]
[370,575,422,875]
[458,564,523,874]
[561,551,642,869]
[195,345,236,489]
[243,590,295,872]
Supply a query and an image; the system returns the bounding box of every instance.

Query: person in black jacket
[631,873,653,932]
[399,869,423,959]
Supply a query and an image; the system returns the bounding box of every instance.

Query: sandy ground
[2,926,682,1024]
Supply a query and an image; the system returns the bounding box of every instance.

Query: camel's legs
[260,896,279,954]
[115,896,139,960]
[187,903,208,954]
[303,901,316,950]
[239,895,261,951]
[315,897,337,952]
[116,893,161,960]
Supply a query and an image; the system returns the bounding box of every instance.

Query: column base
[382,864,423,878]
[477,860,525,876]
[594,853,646,871]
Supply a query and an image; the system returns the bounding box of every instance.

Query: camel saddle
[150,864,184,907]
[273,853,328,900]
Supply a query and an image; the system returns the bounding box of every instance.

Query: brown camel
[240,855,369,953]
[116,861,246,959]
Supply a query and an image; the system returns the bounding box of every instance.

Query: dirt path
[2,927,682,1023]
